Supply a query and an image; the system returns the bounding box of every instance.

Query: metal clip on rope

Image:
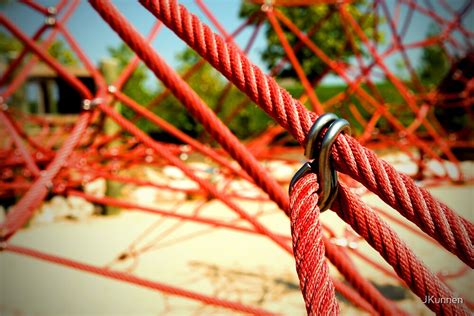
[289,113,350,212]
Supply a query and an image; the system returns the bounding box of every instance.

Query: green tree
[0,31,78,66]
[105,44,224,137]
[239,2,382,81]
[48,41,78,66]
[417,30,472,137]
[160,47,226,138]
[0,31,22,64]
[119,46,273,140]
[106,43,157,133]
[107,43,154,105]
[171,48,273,139]
[417,28,450,87]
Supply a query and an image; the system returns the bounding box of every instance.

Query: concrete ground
[1,155,472,315]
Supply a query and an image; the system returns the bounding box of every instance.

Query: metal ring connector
[289,113,350,212]
[261,0,274,12]
[81,98,103,111]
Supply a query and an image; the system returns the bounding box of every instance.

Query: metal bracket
[289,113,350,212]
[82,98,102,111]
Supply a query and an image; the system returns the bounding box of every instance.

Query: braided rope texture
[289,173,339,315]
[89,2,404,313]
[89,0,289,214]
[140,0,473,267]
[1,1,471,315]
[332,182,471,315]
[1,112,92,239]
[291,174,470,315]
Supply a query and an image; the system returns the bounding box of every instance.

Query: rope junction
[0,0,473,314]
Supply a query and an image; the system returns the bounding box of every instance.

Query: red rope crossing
[0,0,472,314]
[139,0,473,268]
[88,2,404,313]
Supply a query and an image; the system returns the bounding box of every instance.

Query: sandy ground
[1,156,473,315]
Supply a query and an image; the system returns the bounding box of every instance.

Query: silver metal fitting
[47,6,57,15]
[107,85,117,94]
[289,113,350,213]
[45,16,56,26]
[261,0,274,12]
[81,98,102,111]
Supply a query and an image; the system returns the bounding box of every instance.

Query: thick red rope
[292,175,470,315]
[330,182,470,315]
[139,0,473,267]
[289,173,339,315]
[3,1,470,315]
[88,2,398,313]
[89,0,288,214]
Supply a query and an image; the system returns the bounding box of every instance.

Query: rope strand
[139,0,473,266]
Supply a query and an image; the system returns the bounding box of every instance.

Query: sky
[1,1,267,75]
[1,0,473,86]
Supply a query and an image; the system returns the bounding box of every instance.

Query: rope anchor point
[289,113,350,212]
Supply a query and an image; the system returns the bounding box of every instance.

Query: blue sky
[2,0,473,85]
[2,1,266,72]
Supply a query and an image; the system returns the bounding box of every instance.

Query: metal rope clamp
[289,113,351,212]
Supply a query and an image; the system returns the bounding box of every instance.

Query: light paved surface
[1,157,472,315]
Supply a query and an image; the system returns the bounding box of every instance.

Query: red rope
[69,190,289,239]
[88,2,401,312]
[289,173,339,315]
[114,22,162,90]
[331,182,470,315]
[1,112,92,239]
[0,14,92,100]
[4,244,276,316]
[96,101,294,255]
[139,0,473,267]
[2,1,472,314]
[0,0,79,99]
[0,111,41,177]
[18,0,51,15]
[265,10,323,114]
[111,91,254,183]
[292,174,470,314]
[89,0,288,214]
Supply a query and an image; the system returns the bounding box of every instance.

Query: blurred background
[0,0,473,315]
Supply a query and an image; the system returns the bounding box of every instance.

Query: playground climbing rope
[0,0,473,315]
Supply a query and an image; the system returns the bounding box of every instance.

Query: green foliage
[0,31,22,63]
[107,43,156,132]
[176,48,225,107]
[228,102,273,139]
[125,46,272,140]
[285,81,408,135]
[416,27,469,134]
[108,43,155,104]
[239,2,382,81]
[417,28,450,87]
[47,41,77,66]
[0,31,78,66]
[173,48,272,139]
[149,47,222,137]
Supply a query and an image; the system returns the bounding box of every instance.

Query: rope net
[0,0,472,314]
